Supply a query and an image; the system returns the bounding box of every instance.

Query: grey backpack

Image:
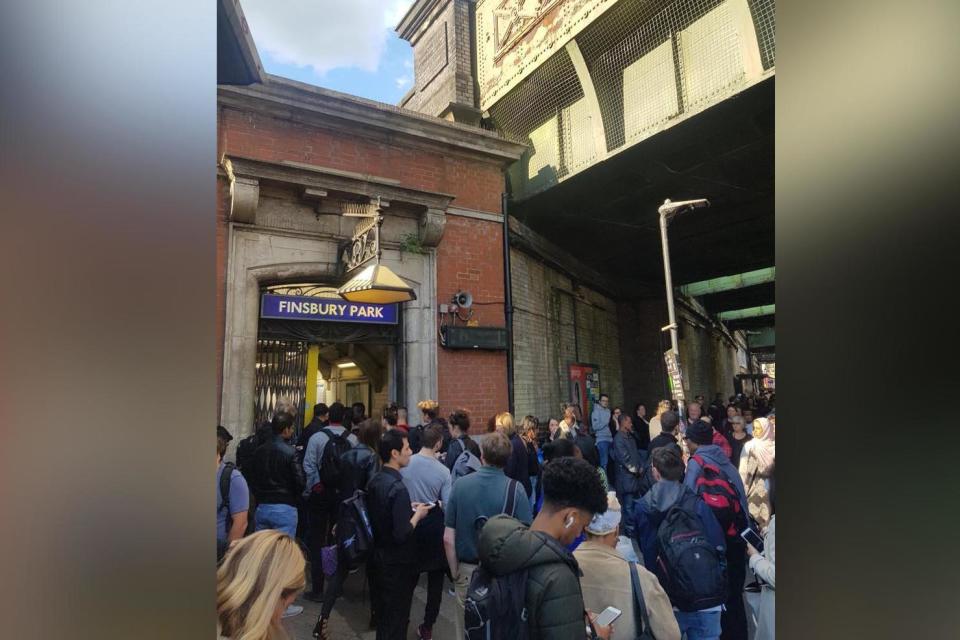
[451,448,482,482]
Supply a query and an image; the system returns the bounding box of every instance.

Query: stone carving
[477,0,617,110]
[419,208,446,247]
[492,0,561,56]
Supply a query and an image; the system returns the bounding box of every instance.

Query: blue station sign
[260,293,398,325]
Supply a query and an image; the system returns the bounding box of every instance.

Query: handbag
[629,562,656,640]
[628,562,656,639]
[320,543,338,576]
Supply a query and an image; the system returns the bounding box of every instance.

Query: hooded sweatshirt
[632,480,726,574]
[478,515,587,640]
[684,444,749,516]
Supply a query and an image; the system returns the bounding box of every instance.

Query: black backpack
[336,489,375,569]
[317,428,352,504]
[464,480,528,640]
[654,492,727,612]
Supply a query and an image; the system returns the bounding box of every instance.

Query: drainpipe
[502,192,515,414]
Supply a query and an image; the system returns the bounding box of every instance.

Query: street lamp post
[658,197,710,423]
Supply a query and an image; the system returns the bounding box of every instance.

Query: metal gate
[254,339,308,432]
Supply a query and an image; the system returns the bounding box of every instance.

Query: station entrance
[253,284,401,434]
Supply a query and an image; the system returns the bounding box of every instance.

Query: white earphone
[564,514,575,529]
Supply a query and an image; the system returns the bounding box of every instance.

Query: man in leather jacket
[250,411,306,537]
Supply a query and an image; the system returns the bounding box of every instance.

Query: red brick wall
[436,215,508,432]
[216,107,509,430]
[219,108,503,212]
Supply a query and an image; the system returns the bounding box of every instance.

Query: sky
[240,0,418,105]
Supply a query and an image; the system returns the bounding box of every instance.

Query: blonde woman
[497,411,531,497]
[739,417,776,529]
[217,530,306,640]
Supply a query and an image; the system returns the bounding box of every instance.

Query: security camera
[453,291,473,308]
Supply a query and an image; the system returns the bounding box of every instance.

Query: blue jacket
[631,480,726,571]
[684,444,749,515]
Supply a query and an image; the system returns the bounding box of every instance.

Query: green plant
[399,232,426,254]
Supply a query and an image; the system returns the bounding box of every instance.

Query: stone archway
[221,226,438,442]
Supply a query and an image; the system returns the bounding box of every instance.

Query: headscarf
[746,417,775,472]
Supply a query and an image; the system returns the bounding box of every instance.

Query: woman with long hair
[497,411,532,497]
[217,530,306,640]
[739,417,776,529]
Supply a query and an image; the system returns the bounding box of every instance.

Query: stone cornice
[396,0,450,44]
[221,155,457,247]
[218,74,526,166]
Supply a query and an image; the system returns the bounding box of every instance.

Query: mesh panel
[489,47,583,194]
[579,0,745,151]
[487,0,774,199]
[748,0,776,69]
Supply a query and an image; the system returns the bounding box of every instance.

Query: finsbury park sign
[260,293,398,325]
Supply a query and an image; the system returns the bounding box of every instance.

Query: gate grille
[254,339,308,432]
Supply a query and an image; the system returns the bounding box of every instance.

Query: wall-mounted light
[336,361,357,369]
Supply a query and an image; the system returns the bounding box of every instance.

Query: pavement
[283,568,458,640]
[281,542,759,640]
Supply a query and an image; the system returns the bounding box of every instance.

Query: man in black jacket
[366,429,433,640]
[250,411,306,537]
[612,414,647,536]
[649,410,683,457]
[297,402,329,452]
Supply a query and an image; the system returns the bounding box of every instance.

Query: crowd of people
[215,390,776,640]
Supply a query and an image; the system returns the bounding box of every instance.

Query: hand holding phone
[740,527,764,554]
[594,606,622,627]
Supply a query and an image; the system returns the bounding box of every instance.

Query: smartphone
[740,527,764,553]
[594,606,622,627]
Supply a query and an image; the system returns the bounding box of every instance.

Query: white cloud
[395,75,412,89]
[241,0,416,76]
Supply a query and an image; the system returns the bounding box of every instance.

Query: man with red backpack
[632,446,727,640]
[683,421,750,640]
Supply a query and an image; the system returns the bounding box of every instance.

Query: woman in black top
[633,403,651,451]
[725,415,752,468]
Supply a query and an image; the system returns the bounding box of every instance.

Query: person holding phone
[575,492,681,640]
[746,513,775,640]
[400,424,452,640]
[475,457,613,639]
[365,429,434,640]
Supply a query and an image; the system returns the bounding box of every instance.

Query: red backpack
[691,454,746,536]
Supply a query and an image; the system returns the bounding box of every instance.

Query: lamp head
[659,198,711,219]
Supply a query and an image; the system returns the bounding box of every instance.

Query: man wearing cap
[684,420,750,640]
[575,492,681,640]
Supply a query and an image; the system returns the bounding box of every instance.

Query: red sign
[568,363,601,419]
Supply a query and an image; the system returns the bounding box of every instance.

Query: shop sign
[260,293,398,325]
